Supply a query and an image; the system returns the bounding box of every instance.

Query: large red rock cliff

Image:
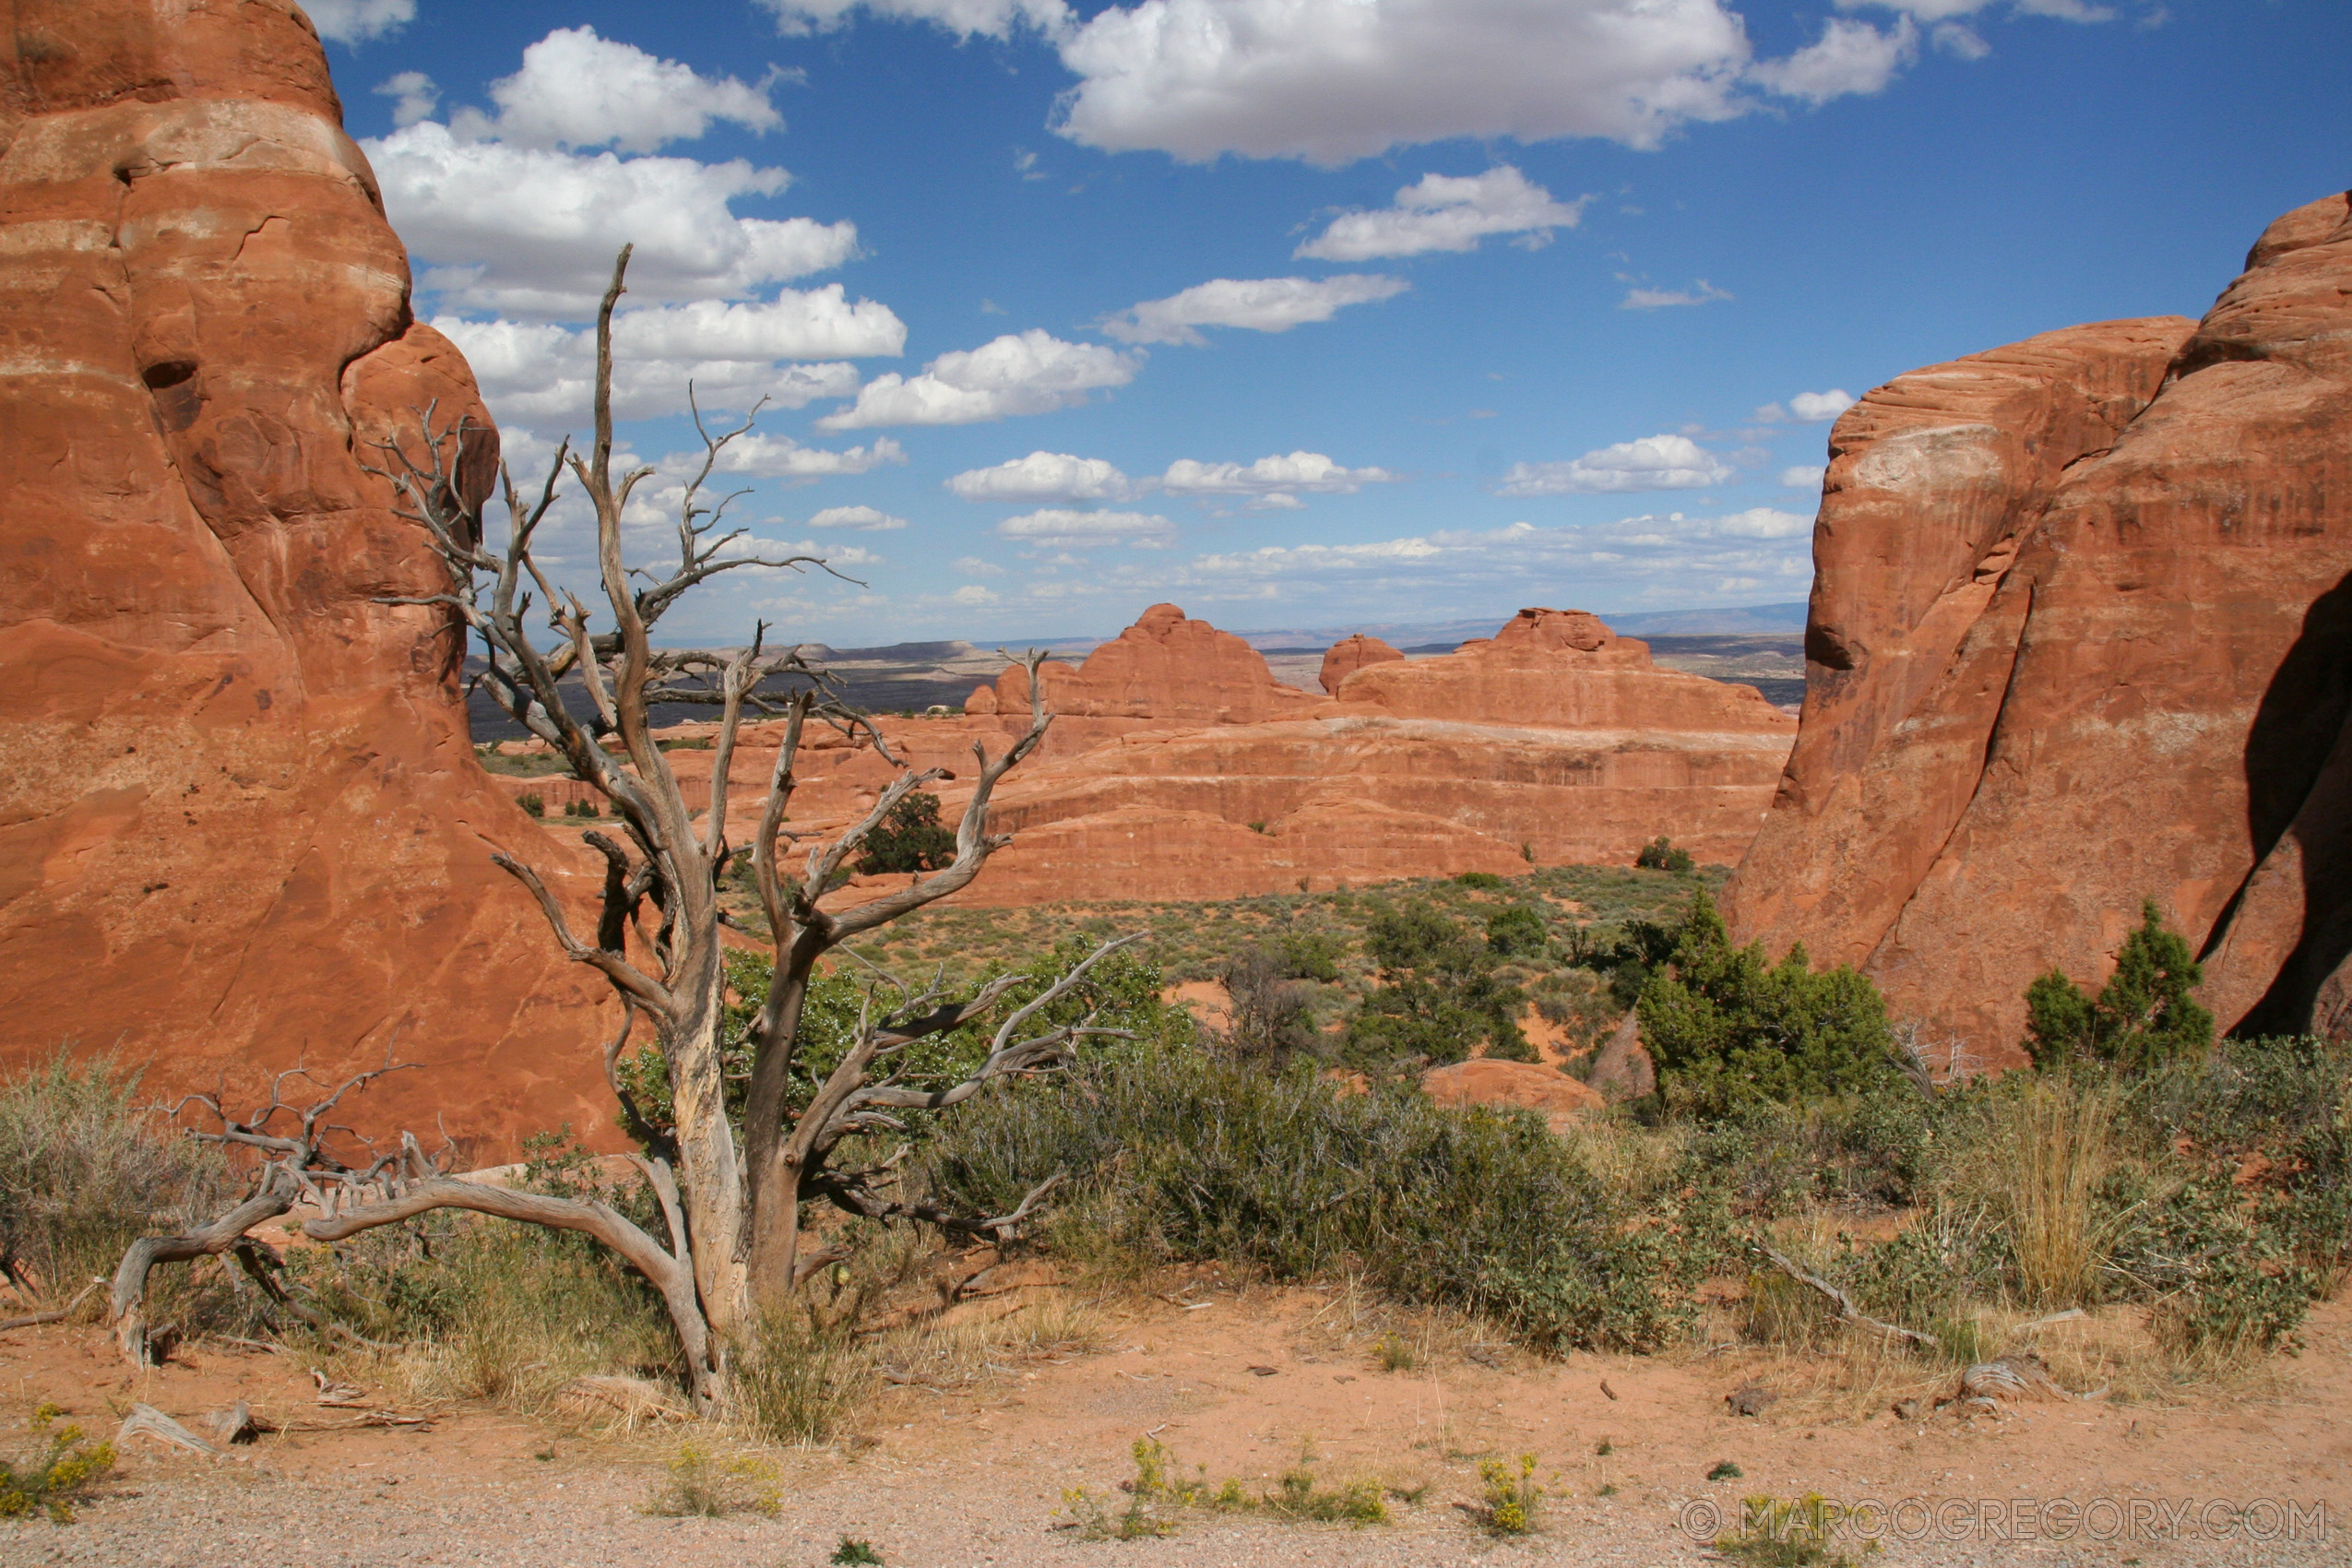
[1725,193,2352,1057]
[0,2,608,1150]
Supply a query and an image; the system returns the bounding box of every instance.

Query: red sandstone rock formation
[0,3,608,1151]
[967,604,1331,756]
[1725,193,2352,1054]
[1318,633,1403,694]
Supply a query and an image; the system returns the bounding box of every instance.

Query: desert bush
[733,1312,873,1445]
[1694,1087,1936,1217]
[1634,837,1694,873]
[2024,901,2213,1071]
[1344,900,1533,1066]
[1453,871,1507,891]
[853,790,958,875]
[922,1044,1711,1351]
[1564,917,1681,1012]
[1716,1493,1862,1567]
[1841,1200,2008,1331]
[642,1443,780,1517]
[1216,945,1325,1067]
[0,1052,231,1311]
[1636,893,1903,1118]
[517,791,544,817]
[2108,1176,2321,1357]
[1474,1454,1542,1536]
[1485,905,1550,958]
[0,1406,113,1524]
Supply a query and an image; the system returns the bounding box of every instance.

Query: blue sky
[313,0,2348,645]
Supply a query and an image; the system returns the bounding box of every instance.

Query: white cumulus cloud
[1779,464,1828,490]
[1621,279,1733,310]
[373,71,439,126]
[1837,0,2117,20]
[1050,0,1754,164]
[1295,167,1587,261]
[1789,388,1859,422]
[706,433,908,481]
[948,452,1140,504]
[613,295,906,361]
[447,27,783,154]
[1159,451,1395,497]
[754,0,1073,38]
[369,122,857,316]
[1101,275,1407,346]
[1930,20,1992,56]
[434,315,873,426]
[818,331,1141,429]
[997,509,1176,547]
[807,505,909,529]
[1497,434,1734,496]
[1749,17,1918,104]
[306,0,415,45]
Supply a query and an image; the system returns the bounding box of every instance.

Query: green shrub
[517,792,544,817]
[921,1045,1711,1351]
[1344,901,1532,1066]
[2024,901,2213,1071]
[0,1406,113,1524]
[854,790,958,875]
[1486,906,1550,959]
[1453,871,1507,891]
[2109,1178,2320,1355]
[1637,893,1903,1118]
[1635,837,1694,873]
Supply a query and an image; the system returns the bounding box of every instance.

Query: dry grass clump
[1966,1075,2121,1308]
[0,1052,232,1319]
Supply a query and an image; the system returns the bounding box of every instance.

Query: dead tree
[299,243,1112,1388]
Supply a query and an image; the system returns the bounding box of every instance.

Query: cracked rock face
[0,1,612,1154]
[1724,192,2352,1062]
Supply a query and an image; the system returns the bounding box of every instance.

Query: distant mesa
[904,601,1796,905]
[1725,190,2352,1054]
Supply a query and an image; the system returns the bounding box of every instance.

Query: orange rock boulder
[1318,633,1405,694]
[0,3,611,1152]
[1725,192,2352,1054]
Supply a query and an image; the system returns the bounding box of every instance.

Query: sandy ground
[6,1286,2349,1568]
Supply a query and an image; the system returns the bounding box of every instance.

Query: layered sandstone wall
[1725,193,2352,1055]
[0,2,610,1150]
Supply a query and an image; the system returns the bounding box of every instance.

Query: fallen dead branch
[1752,1242,1937,1348]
